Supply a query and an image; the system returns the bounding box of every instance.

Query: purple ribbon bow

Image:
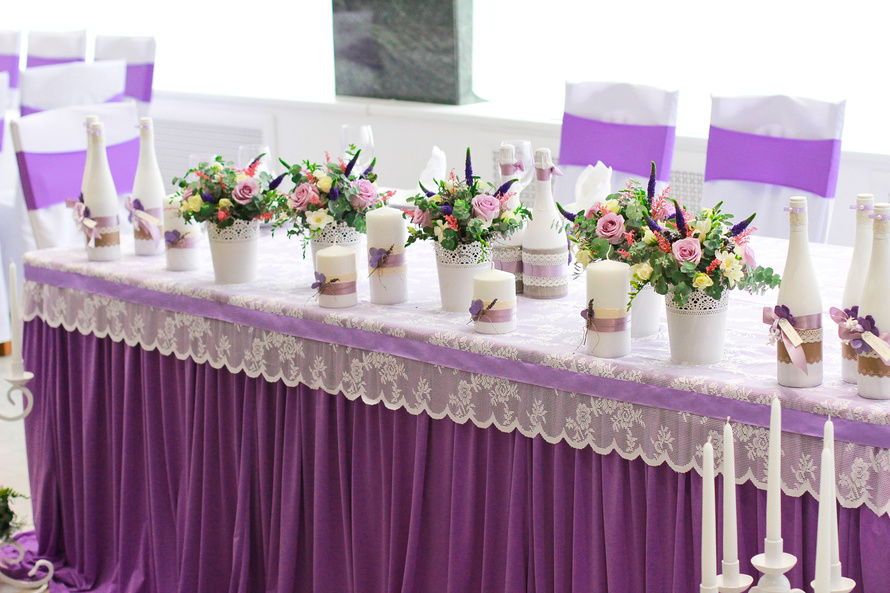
[66,198,101,247]
[829,306,861,341]
[126,197,162,247]
[499,161,526,176]
[850,316,890,362]
[535,165,563,181]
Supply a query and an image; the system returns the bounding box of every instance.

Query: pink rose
[289,182,318,211]
[411,206,432,228]
[471,194,500,223]
[232,178,259,205]
[595,212,626,244]
[350,179,377,210]
[672,237,702,265]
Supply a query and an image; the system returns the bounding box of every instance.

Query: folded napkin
[575,161,612,211]
[418,146,446,191]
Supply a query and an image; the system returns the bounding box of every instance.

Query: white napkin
[574,161,612,211]
[418,146,446,191]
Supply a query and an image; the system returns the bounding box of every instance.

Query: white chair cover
[0,29,20,90]
[95,35,156,106]
[701,95,846,243]
[26,30,86,68]
[0,70,9,343]
[11,102,139,249]
[18,60,126,116]
[557,81,679,204]
[0,71,8,151]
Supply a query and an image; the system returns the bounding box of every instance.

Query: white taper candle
[765,398,782,547]
[702,439,717,590]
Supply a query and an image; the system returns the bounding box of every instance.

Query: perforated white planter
[665,290,729,364]
[207,219,260,284]
[434,242,492,313]
[310,221,361,271]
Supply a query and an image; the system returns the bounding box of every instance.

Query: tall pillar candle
[472,269,517,334]
[366,206,408,305]
[765,397,784,561]
[701,439,718,593]
[840,194,874,382]
[164,194,201,271]
[585,260,631,358]
[8,262,24,379]
[130,117,166,255]
[316,245,358,308]
[858,202,890,399]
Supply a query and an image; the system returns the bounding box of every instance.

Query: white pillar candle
[366,206,408,305]
[316,245,358,308]
[585,260,631,358]
[721,420,740,585]
[765,397,783,558]
[813,443,833,593]
[8,262,24,378]
[472,269,517,334]
[164,194,202,272]
[701,439,718,591]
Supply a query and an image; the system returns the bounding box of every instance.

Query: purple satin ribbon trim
[476,308,516,323]
[26,56,83,68]
[591,317,630,333]
[20,92,124,117]
[535,165,563,181]
[559,113,675,181]
[168,236,200,249]
[524,262,567,278]
[17,137,140,210]
[499,162,524,176]
[0,54,19,87]
[93,215,119,228]
[369,252,406,269]
[23,262,890,449]
[494,260,523,274]
[321,281,357,296]
[124,63,154,102]
[704,125,841,198]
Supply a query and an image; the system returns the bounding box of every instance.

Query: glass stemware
[340,124,375,174]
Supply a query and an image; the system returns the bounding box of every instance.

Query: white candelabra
[700,400,856,593]
[1,263,54,591]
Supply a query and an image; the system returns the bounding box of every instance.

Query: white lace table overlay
[22,234,890,516]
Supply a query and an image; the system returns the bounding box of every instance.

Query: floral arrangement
[0,486,26,541]
[275,149,390,243]
[562,163,781,305]
[172,155,282,229]
[406,148,529,252]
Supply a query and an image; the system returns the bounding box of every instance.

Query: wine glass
[238,144,273,175]
[500,139,534,192]
[340,124,375,175]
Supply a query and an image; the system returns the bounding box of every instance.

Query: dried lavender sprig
[730,212,756,237]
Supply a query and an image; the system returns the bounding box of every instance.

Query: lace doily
[206,219,261,242]
[434,241,490,268]
[665,290,729,316]
[313,221,361,244]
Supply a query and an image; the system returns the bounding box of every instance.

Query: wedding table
[15,231,890,593]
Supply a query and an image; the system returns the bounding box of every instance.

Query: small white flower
[307,210,334,230]
[643,229,658,244]
[434,220,448,242]
[693,218,712,237]
[844,318,862,332]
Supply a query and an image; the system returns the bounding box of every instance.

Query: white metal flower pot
[206,219,261,284]
[434,242,492,313]
[665,290,729,364]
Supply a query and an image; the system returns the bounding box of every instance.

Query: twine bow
[126,197,162,246]
[66,198,101,247]
[763,305,820,374]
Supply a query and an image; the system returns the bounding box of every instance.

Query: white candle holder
[717,563,754,593]
[808,574,856,593]
[0,537,54,590]
[1,371,35,422]
[750,542,803,593]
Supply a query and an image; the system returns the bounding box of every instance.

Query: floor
[0,352,35,593]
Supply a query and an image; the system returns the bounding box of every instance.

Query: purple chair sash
[559,113,675,181]
[0,53,19,87]
[124,63,154,103]
[704,125,841,198]
[26,55,83,68]
[20,93,124,117]
[16,137,140,211]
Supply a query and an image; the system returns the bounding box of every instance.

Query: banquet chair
[18,60,126,116]
[557,81,679,203]
[701,94,845,242]
[0,71,8,151]
[0,30,20,94]
[26,29,86,68]
[11,102,139,249]
[94,35,156,111]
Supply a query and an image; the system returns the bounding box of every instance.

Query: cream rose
[632,262,654,281]
[316,175,333,193]
[692,273,714,289]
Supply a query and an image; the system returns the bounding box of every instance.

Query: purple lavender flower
[363,158,377,177]
[419,182,436,198]
[329,186,339,201]
[202,192,216,203]
[495,179,515,198]
[557,203,577,222]
[344,150,360,177]
[465,147,473,186]
[439,204,453,216]
[647,161,656,203]
[671,199,687,237]
[730,213,756,237]
[269,172,286,191]
[644,215,663,234]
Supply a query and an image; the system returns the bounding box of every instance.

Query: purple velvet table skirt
[18,320,890,593]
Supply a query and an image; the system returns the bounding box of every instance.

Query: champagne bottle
[776,196,822,387]
[131,117,166,255]
[858,202,890,399]
[521,148,568,299]
[80,114,100,199]
[82,121,121,261]
[493,143,525,293]
[840,194,874,382]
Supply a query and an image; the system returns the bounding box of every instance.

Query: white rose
[643,229,658,245]
[632,261,654,281]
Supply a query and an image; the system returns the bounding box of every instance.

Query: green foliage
[0,486,26,541]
